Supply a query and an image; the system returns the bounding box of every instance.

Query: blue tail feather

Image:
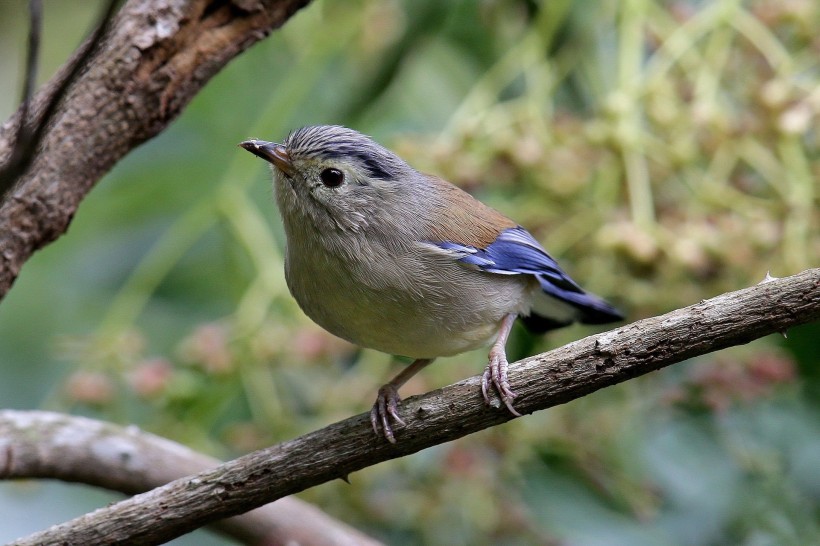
[535,274,623,325]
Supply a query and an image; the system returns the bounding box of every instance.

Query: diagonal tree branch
[10,268,820,546]
[0,0,312,301]
[0,410,382,546]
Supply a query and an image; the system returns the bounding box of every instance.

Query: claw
[481,313,522,417]
[481,369,491,404]
[483,347,522,416]
[369,358,434,443]
[370,383,405,444]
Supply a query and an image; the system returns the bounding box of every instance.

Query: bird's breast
[283,235,535,359]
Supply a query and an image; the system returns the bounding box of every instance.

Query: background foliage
[1,0,818,544]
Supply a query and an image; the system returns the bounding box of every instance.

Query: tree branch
[0,411,382,546]
[10,268,820,546]
[0,0,312,301]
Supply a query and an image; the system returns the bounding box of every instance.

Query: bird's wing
[433,226,582,286]
[430,226,623,326]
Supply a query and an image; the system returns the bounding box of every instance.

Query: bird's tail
[523,274,623,333]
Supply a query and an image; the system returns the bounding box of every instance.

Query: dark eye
[320,168,344,188]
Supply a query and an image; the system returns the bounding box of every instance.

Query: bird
[240,125,623,443]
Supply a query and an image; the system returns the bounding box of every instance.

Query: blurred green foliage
[1,0,819,544]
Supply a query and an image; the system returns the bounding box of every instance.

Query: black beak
[239,139,294,176]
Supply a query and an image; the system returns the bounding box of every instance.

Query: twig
[10,268,820,546]
[0,0,122,202]
[15,0,42,163]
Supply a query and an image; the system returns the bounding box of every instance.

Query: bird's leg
[481,313,522,416]
[371,358,434,443]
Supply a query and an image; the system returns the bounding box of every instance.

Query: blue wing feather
[431,226,623,329]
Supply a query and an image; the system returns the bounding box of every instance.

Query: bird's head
[240,125,415,233]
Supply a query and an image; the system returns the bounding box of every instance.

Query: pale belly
[284,247,536,359]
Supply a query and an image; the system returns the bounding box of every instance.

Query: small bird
[240,126,622,443]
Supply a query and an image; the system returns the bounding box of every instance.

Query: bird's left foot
[370,383,405,444]
[481,346,522,417]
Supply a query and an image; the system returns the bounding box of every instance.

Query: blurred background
[1,0,819,544]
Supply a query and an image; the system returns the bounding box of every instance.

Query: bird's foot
[481,346,522,417]
[370,383,405,444]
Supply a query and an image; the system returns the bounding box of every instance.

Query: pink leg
[370,358,434,443]
[481,313,522,416]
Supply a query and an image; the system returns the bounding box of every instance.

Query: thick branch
[0,0,311,300]
[11,268,820,545]
[0,411,381,546]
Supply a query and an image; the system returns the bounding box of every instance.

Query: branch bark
[0,411,382,546]
[0,0,311,301]
[10,268,820,546]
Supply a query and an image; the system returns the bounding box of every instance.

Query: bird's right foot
[370,384,405,444]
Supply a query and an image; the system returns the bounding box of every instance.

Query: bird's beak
[239,139,294,176]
